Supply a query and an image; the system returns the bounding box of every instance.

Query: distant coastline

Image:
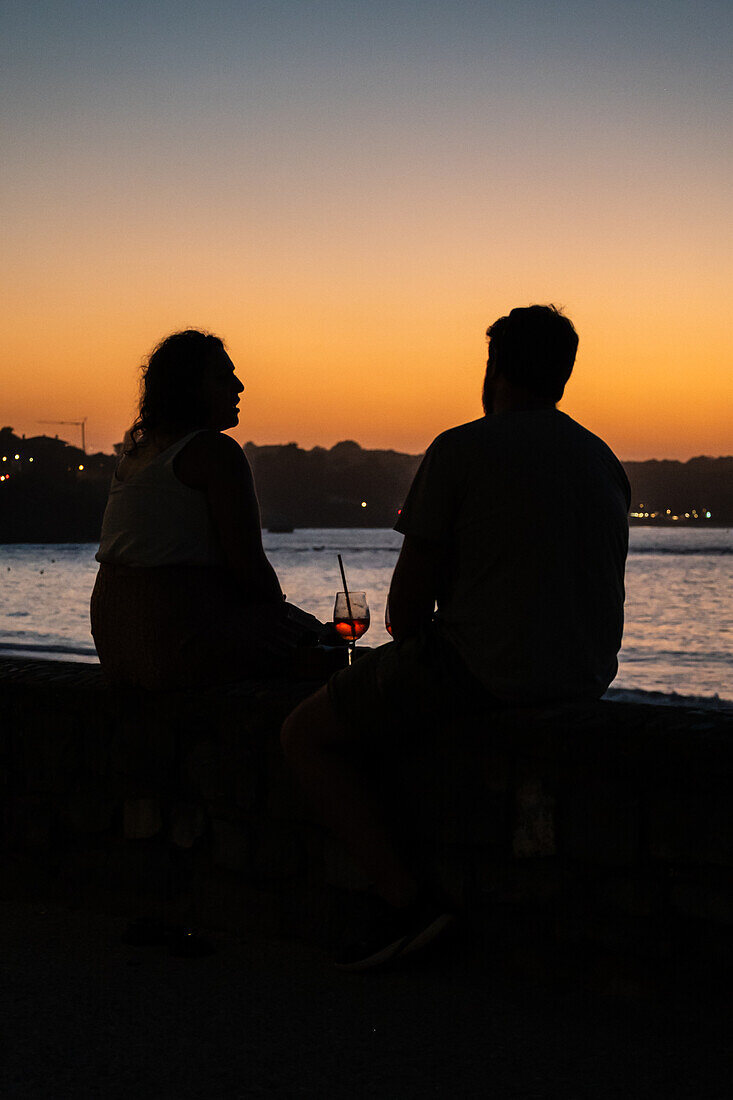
[1,428,731,541]
[0,523,731,546]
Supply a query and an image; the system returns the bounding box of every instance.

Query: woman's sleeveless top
[96,431,225,567]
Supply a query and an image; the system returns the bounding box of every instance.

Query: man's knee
[278,708,303,761]
[280,701,309,761]
[280,686,337,761]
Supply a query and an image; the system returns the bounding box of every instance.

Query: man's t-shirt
[395,410,631,704]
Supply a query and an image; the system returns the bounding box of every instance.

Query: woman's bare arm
[176,431,283,603]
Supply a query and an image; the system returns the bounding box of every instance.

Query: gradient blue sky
[2,0,731,457]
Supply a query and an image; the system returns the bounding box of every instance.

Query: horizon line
[2,428,732,466]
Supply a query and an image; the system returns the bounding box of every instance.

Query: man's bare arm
[388,534,445,641]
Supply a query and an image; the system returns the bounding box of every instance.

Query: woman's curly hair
[127,330,225,452]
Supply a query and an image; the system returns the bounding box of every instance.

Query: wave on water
[266,545,400,554]
[604,686,733,712]
[0,641,98,658]
[628,546,732,556]
[267,544,733,557]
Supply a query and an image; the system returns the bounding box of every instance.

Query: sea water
[0,528,731,704]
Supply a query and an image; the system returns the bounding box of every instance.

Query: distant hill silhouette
[623,456,733,524]
[0,427,116,542]
[0,427,730,541]
[244,440,421,529]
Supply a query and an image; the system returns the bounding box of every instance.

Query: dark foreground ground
[2,899,731,1099]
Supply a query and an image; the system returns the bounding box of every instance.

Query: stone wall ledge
[2,656,733,966]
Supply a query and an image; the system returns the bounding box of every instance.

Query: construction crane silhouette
[37,418,87,454]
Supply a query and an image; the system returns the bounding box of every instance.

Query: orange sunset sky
[2,0,731,461]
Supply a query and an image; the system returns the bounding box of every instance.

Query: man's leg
[280,685,419,909]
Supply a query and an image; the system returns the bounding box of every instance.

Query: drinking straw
[337,553,356,639]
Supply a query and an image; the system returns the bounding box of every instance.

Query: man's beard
[482,373,495,415]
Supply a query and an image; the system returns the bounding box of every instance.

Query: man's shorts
[327,624,504,742]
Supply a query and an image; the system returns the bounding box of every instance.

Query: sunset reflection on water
[0,528,731,701]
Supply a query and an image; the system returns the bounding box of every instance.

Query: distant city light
[29,457,33,462]
[78,464,84,471]
[361,501,367,507]
[14,454,19,460]
[604,506,713,523]
[2,456,6,462]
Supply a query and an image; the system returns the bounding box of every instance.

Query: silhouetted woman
[91,330,318,689]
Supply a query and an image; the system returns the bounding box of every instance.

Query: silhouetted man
[282,304,630,969]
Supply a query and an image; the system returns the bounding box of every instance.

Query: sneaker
[334,890,455,972]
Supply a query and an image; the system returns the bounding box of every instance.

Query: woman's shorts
[90,562,293,690]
